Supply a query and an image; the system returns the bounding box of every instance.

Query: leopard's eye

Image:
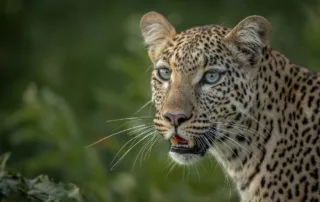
[157,68,171,81]
[203,71,221,84]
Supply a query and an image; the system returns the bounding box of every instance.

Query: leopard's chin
[169,152,203,165]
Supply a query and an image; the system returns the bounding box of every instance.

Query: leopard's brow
[154,60,169,69]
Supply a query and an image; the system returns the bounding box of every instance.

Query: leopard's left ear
[224,16,271,65]
[140,12,176,62]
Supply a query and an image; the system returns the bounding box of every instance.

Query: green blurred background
[1,0,320,201]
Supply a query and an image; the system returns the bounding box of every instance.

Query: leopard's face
[151,29,255,165]
[141,12,270,165]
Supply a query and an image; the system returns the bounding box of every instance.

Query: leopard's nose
[163,113,190,127]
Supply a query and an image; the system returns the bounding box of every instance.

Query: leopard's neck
[209,48,306,199]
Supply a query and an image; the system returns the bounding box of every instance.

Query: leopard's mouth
[169,134,212,156]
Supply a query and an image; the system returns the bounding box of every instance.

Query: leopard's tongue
[170,135,195,148]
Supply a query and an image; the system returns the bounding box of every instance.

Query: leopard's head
[140,12,271,165]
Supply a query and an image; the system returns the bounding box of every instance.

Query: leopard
[139,11,320,202]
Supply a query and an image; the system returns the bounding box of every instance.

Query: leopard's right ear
[224,16,271,66]
[140,12,176,62]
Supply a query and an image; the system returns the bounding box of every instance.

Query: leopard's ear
[140,12,176,62]
[224,16,271,65]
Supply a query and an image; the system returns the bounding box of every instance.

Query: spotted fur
[140,12,320,202]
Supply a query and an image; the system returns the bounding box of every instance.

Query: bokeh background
[1,0,320,201]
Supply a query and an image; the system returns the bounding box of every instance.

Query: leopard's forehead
[156,25,232,73]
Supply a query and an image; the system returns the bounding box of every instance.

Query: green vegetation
[1,0,319,201]
[0,153,82,202]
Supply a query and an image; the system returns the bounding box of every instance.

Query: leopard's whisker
[139,134,158,164]
[134,100,153,115]
[207,131,246,170]
[207,141,232,192]
[145,64,153,74]
[166,161,176,180]
[143,135,160,161]
[165,159,174,169]
[199,162,207,173]
[112,119,152,132]
[182,166,186,181]
[209,121,269,144]
[206,149,217,170]
[199,135,235,186]
[186,166,191,180]
[241,112,272,137]
[215,127,260,153]
[111,128,155,166]
[194,164,201,182]
[127,124,154,136]
[132,131,157,168]
[105,116,153,123]
[214,129,261,164]
[111,133,154,170]
[85,123,151,148]
[211,128,250,158]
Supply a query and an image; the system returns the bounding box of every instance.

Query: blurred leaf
[0,153,83,202]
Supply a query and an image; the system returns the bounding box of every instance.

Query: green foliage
[1,0,320,201]
[0,153,82,202]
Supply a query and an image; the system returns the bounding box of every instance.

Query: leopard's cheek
[151,79,170,135]
[195,84,228,121]
[152,87,166,109]
[151,74,169,106]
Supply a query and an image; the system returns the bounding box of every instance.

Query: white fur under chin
[169,151,202,165]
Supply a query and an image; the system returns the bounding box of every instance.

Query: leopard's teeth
[176,144,189,148]
[188,139,195,148]
[170,137,178,146]
[171,136,195,148]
